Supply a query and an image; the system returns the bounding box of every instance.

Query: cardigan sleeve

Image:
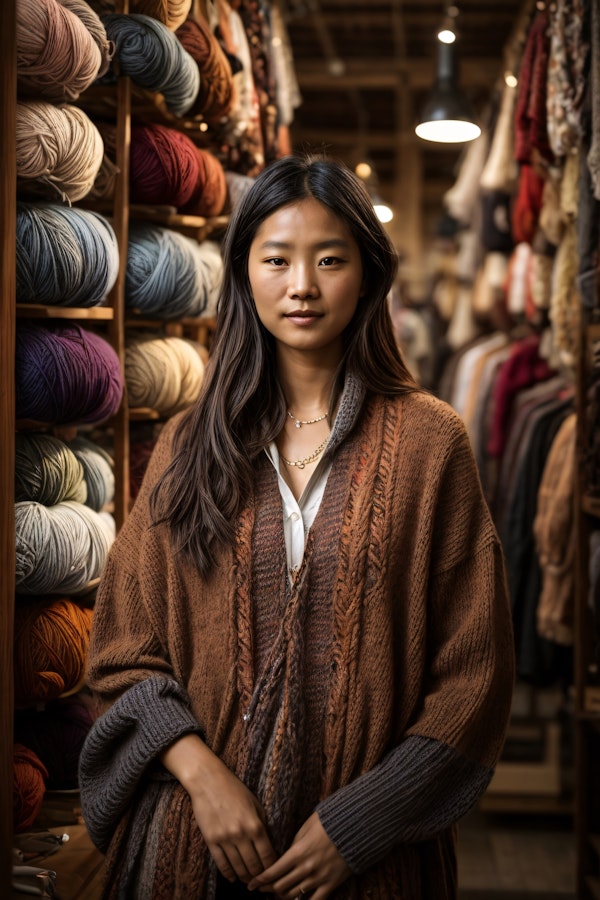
[317,414,515,873]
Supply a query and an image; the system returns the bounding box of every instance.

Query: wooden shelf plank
[16,304,114,320]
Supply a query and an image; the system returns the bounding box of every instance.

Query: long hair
[151,154,418,574]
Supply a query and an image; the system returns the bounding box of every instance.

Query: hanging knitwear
[15,322,123,425]
[126,222,223,317]
[13,598,94,707]
[175,15,235,122]
[13,744,48,832]
[16,101,105,203]
[16,0,106,101]
[15,500,116,595]
[102,13,199,117]
[15,433,87,506]
[16,202,119,308]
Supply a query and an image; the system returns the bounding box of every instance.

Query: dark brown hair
[151,154,418,574]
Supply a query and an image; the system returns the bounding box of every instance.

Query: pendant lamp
[415,38,481,144]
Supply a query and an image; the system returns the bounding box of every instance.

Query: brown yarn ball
[176,16,234,123]
[13,743,48,832]
[132,0,192,31]
[14,597,94,707]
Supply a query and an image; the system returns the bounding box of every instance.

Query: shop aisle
[458,807,576,898]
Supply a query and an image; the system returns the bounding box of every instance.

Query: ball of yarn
[15,500,115,596]
[181,145,227,217]
[125,333,205,415]
[17,0,104,101]
[17,202,119,308]
[15,433,87,506]
[131,0,192,31]
[70,436,115,511]
[175,15,234,123]
[59,0,113,78]
[103,13,200,117]
[130,123,200,208]
[14,695,96,790]
[13,744,48,832]
[13,598,94,706]
[126,223,223,317]
[15,322,123,425]
[16,101,105,203]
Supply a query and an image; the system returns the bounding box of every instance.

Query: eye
[319,256,343,267]
[265,257,287,267]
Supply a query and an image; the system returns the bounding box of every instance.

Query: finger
[211,844,238,883]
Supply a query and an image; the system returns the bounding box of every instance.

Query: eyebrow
[257,239,351,251]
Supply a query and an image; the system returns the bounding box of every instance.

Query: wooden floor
[457,808,577,899]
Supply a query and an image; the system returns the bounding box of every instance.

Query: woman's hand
[247,812,351,899]
[161,734,277,884]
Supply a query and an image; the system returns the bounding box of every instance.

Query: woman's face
[247,197,364,362]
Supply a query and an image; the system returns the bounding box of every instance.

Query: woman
[79,154,514,899]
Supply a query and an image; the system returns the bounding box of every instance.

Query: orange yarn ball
[13,598,94,707]
[13,743,48,832]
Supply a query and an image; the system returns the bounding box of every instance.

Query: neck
[276,348,340,416]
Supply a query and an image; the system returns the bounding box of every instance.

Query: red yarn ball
[13,743,48,832]
[130,123,200,208]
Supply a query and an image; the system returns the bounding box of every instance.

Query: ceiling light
[437,28,456,44]
[415,39,481,144]
[504,71,518,88]
[373,201,394,224]
[355,161,373,180]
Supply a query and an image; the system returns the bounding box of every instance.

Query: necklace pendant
[295,420,301,428]
[296,461,305,469]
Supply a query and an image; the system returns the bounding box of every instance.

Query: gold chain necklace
[287,409,327,428]
[280,437,328,469]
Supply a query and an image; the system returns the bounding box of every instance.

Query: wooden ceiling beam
[293,58,500,90]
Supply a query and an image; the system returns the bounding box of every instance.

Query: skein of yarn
[125,333,205,415]
[16,0,106,101]
[102,13,200,117]
[130,123,227,215]
[181,145,227,217]
[15,323,123,425]
[13,598,94,707]
[59,0,113,78]
[130,123,199,208]
[17,202,119,308]
[13,744,48,833]
[126,222,223,317]
[131,0,192,31]
[175,15,235,123]
[16,101,105,204]
[15,433,87,506]
[70,436,115,511]
[15,500,116,596]
[14,695,96,790]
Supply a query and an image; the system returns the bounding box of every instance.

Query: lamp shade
[415,40,481,144]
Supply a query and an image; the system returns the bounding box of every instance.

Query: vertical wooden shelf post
[0,0,16,894]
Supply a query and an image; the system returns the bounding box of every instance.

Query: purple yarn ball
[15,323,123,424]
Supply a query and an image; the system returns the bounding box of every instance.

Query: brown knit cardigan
[81,388,514,898]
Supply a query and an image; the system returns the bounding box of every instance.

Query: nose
[286,265,319,300]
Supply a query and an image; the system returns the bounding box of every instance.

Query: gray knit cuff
[79,675,202,853]
[316,735,492,874]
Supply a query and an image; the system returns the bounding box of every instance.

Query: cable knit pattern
[80,386,514,899]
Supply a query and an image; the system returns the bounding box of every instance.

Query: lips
[285,309,323,318]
